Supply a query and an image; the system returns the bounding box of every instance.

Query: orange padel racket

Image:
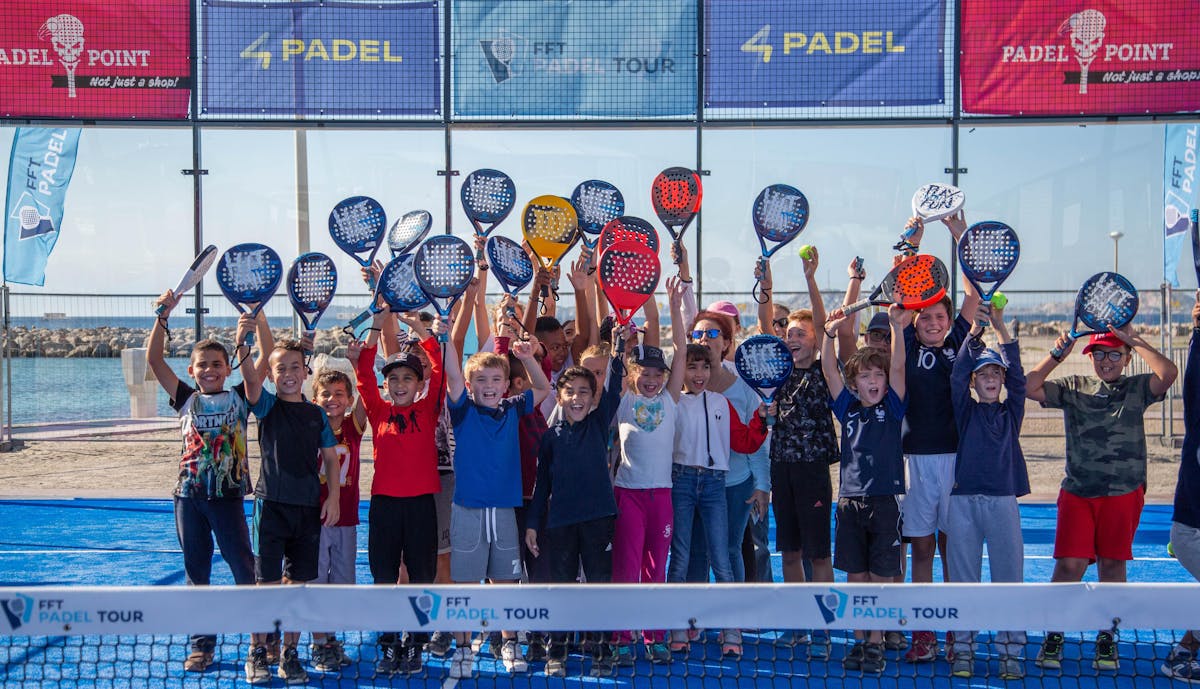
[842,254,949,314]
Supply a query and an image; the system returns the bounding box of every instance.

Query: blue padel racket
[287,253,338,356]
[734,334,794,427]
[156,244,218,316]
[461,169,516,262]
[414,235,476,342]
[1050,271,1139,359]
[571,180,625,260]
[346,254,428,333]
[486,235,534,318]
[216,243,283,348]
[751,184,810,303]
[388,209,433,258]
[957,221,1020,327]
[599,216,659,255]
[329,196,387,288]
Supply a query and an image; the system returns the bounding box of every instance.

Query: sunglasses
[772,318,788,330]
[691,328,722,340]
[1091,350,1126,362]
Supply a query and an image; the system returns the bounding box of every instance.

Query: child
[1027,322,1176,671]
[945,305,1028,680]
[820,305,907,675]
[348,310,443,676]
[525,338,624,677]
[444,336,551,678]
[146,294,256,674]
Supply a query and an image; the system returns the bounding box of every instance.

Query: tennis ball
[798,245,815,260]
[991,292,1008,310]
[1169,541,1177,558]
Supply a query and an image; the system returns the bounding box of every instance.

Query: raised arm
[641,294,661,348]
[451,277,479,359]
[523,264,551,334]
[237,314,263,405]
[667,276,688,401]
[837,258,866,364]
[802,246,827,331]
[148,290,182,395]
[755,260,776,335]
[567,255,595,362]
[512,338,550,406]
[942,212,981,324]
[251,309,273,383]
[887,304,907,400]
[821,312,846,399]
[444,332,466,403]
[1025,332,1073,403]
[473,241,492,348]
[1109,324,1178,397]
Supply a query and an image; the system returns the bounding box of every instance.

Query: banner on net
[961,0,1200,116]
[0,1,190,120]
[703,0,947,110]
[3,128,81,287]
[199,0,440,119]
[452,0,696,118]
[1163,123,1198,288]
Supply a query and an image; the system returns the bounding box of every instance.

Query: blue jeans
[175,495,255,651]
[668,465,732,584]
[686,475,755,582]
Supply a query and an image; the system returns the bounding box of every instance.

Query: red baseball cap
[1081,332,1126,355]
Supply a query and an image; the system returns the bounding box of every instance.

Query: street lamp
[1109,231,1124,273]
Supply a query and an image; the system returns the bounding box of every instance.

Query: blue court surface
[0,499,1195,688]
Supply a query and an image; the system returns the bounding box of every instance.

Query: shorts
[252,498,320,583]
[1054,487,1144,562]
[450,504,522,582]
[1171,522,1200,582]
[901,453,956,538]
[436,473,455,555]
[834,496,903,577]
[315,525,356,585]
[770,462,832,558]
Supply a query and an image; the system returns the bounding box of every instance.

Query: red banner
[0,1,191,119]
[961,1,1200,116]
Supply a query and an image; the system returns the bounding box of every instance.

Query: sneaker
[904,631,937,663]
[647,642,672,664]
[545,656,567,677]
[449,648,476,679]
[843,642,865,671]
[265,635,281,666]
[501,638,529,673]
[884,630,909,651]
[861,643,886,674]
[472,631,503,654]
[1163,646,1200,682]
[615,643,635,667]
[374,642,399,676]
[807,632,831,661]
[311,643,338,673]
[527,634,548,663]
[590,647,617,677]
[951,651,973,678]
[426,631,453,658]
[329,638,352,667]
[1036,632,1064,670]
[1093,631,1119,671]
[276,646,308,685]
[244,645,271,685]
[184,649,213,672]
[398,643,424,675]
[999,656,1026,680]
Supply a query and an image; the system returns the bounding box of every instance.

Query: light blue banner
[453,0,696,118]
[3,128,81,287]
[1163,123,1198,288]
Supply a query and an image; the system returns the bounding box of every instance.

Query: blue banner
[704,0,946,109]
[1164,123,1199,288]
[3,128,81,287]
[200,0,440,118]
[453,0,696,118]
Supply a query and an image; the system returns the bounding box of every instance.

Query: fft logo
[813,588,848,624]
[1,594,34,630]
[408,590,442,627]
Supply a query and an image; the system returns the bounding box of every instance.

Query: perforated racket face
[413,235,475,315]
[599,216,659,254]
[216,243,283,312]
[752,184,809,246]
[388,210,432,257]
[571,180,625,236]
[1076,272,1138,332]
[287,253,337,315]
[486,235,533,295]
[882,254,950,309]
[734,334,795,391]
[377,254,429,312]
[912,183,965,222]
[328,196,386,258]
[651,167,702,230]
[598,240,661,324]
[958,221,1020,284]
[522,195,578,267]
[461,169,516,225]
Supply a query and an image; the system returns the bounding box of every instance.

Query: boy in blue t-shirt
[821,304,907,675]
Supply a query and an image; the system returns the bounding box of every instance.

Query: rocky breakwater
[7,326,355,358]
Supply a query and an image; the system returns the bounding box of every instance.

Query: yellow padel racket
[521,194,579,302]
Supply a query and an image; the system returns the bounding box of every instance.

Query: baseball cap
[705,300,741,325]
[632,344,669,371]
[972,349,1008,373]
[380,352,424,380]
[1081,332,1126,355]
[865,312,890,333]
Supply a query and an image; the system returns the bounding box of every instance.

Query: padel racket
[842,254,949,315]
[651,167,702,266]
[461,169,516,261]
[156,244,218,315]
[413,234,476,342]
[752,184,810,303]
[486,234,534,315]
[958,220,1020,326]
[329,196,387,288]
[388,209,433,258]
[897,182,966,250]
[522,194,579,302]
[287,253,337,358]
[216,243,283,347]
[345,254,429,334]
[571,179,625,259]
[1049,272,1139,359]
[599,216,659,255]
[598,239,661,351]
[1191,209,1200,285]
[734,334,794,427]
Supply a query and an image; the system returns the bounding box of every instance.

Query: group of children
[149,212,1196,681]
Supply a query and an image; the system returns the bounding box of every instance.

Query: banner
[0,2,190,120]
[452,0,696,118]
[1164,124,1199,288]
[3,128,81,287]
[704,0,946,110]
[962,1,1200,116]
[200,0,440,119]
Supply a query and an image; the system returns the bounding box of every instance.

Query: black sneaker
[375,642,399,676]
[244,645,270,685]
[1093,631,1119,671]
[843,642,865,671]
[399,643,424,675]
[1036,632,1064,670]
[527,634,548,662]
[862,643,886,674]
[426,631,453,658]
[277,646,308,685]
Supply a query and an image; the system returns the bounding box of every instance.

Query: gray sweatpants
[946,494,1027,657]
[1169,522,1200,637]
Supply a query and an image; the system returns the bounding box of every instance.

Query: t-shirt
[1041,372,1163,498]
[252,389,338,507]
[831,387,906,497]
[170,381,253,500]
[769,360,839,466]
[615,391,677,489]
[320,415,363,527]
[902,314,971,454]
[1173,333,1200,529]
[449,388,535,508]
[950,339,1029,497]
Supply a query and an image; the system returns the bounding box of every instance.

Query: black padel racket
[571,179,625,259]
[752,184,810,303]
[388,209,433,258]
[958,220,1020,326]
[216,243,283,347]
[1049,272,1139,359]
[329,196,387,288]
[156,244,218,315]
[599,216,659,256]
[461,169,516,261]
[598,239,661,351]
[651,167,702,266]
[842,255,949,315]
[734,334,794,427]
[414,235,476,342]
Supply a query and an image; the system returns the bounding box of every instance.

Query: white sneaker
[500,639,529,673]
[449,648,476,679]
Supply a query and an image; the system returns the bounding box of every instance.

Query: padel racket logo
[1,594,34,630]
[813,588,848,624]
[480,31,526,83]
[40,14,83,98]
[408,590,442,627]
[9,191,55,239]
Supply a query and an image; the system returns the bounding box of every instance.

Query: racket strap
[156,316,173,343]
[893,238,919,256]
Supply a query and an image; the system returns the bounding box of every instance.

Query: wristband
[1049,351,1064,363]
[678,277,693,284]
[824,328,837,339]
[849,276,863,281]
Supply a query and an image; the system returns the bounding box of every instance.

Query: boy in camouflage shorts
[1026,327,1177,672]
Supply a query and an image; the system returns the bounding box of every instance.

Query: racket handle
[672,238,682,265]
[766,413,776,428]
[437,331,448,344]
[475,245,485,261]
[302,329,315,355]
[842,298,872,315]
[243,332,255,349]
[366,274,377,291]
[154,303,167,316]
[347,309,373,330]
[1049,336,1074,361]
